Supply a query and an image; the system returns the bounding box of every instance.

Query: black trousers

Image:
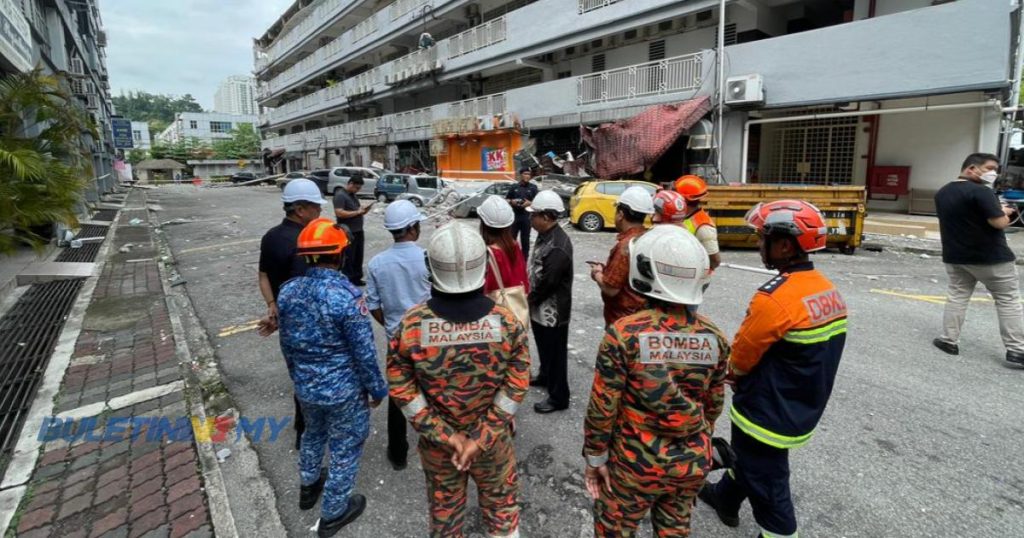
[342,230,365,282]
[711,423,797,536]
[293,393,305,433]
[387,397,408,461]
[532,323,570,407]
[512,215,531,260]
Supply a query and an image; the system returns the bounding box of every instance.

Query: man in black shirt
[258,178,327,446]
[933,153,1024,367]
[334,173,373,286]
[507,168,539,259]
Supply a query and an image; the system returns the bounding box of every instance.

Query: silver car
[325,166,382,198]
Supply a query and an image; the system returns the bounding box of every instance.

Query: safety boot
[299,470,327,510]
[318,494,366,537]
[698,484,740,527]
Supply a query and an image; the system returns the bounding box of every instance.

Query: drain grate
[0,278,84,475]
[75,224,109,240]
[55,243,101,263]
[92,209,118,221]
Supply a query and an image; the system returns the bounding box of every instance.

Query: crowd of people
[256,171,851,538]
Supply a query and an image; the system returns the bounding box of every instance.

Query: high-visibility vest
[683,209,715,235]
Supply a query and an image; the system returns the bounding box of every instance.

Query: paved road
[151,184,1024,537]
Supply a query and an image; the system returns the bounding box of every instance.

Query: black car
[230,172,257,184]
[306,169,330,194]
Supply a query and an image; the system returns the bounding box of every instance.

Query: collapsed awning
[580,96,712,178]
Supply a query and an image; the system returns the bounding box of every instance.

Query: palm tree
[0,69,95,254]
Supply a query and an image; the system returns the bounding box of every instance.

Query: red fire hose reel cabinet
[869,166,910,196]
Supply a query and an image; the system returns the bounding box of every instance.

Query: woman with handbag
[478,196,530,308]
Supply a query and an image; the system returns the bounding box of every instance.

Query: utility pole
[715,0,727,182]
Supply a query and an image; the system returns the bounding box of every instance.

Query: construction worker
[590,185,654,326]
[674,175,721,272]
[257,178,327,449]
[700,200,848,538]
[365,200,430,471]
[584,225,730,537]
[388,222,530,538]
[276,217,388,538]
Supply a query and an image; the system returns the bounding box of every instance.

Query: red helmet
[674,175,708,201]
[652,190,688,223]
[297,217,350,257]
[744,200,827,253]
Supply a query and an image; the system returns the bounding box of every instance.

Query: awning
[580,96,711,179]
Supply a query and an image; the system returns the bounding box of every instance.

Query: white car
[324,167,383,198]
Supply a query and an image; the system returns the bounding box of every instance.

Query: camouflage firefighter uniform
[388,301,530,538]
[278,267,388,522]
[584,306,730,537]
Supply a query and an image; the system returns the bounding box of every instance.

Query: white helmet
[282,178,327,205]
[526,190,565,214]
[427,222,487,293]
[478,195,515,228]
[617,186,655,215]
[383,199,424,230]
[628,225,709,305]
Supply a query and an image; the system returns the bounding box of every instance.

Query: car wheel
[376,193,388,203]
[578,212,604,232]
[410,198,423,207]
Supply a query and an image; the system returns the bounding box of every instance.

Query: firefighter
[583,225,730,537]
[699,200,848,538]
[674,175,721,272]
[388,222,531,538]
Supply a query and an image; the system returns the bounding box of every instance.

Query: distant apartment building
[214,75,258,116]
[131,121,151,151]
[254,0,1020,213]
[0,0,117,200]
[156,112,258,144]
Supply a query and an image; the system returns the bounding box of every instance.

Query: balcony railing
[446,17,507,60]
[261,0,348,69]
[578,0,626,14]
[393,107,433,131]
[449,94,506,119]
[577,52,702,105]
[389,47,440,84]
[353,16,379,42]
[390,0,428,21]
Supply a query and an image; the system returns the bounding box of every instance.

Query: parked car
[275,170,310,190]
[450,180,514,218]
[569,180,657,232]
[374,174,441,204]
[324,167,382,198]
[305,169,331,194]
[230,172,257,184]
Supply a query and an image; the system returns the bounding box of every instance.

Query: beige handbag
[486,248,530,330]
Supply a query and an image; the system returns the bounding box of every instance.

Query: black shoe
[534,399,568,414]
[387,451,408,471]
[529,376,548,387]
[318,494,366,537]
[352,280,367,287]
[1006,350,1024,367]
[710,437,735,471]
[294,433,302,451]
[698,484,740,527]
[299,471,327,510]
[932,338,959,356]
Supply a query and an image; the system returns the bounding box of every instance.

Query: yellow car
[569,180,658,232]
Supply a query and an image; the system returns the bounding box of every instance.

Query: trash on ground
[216,448,231,462]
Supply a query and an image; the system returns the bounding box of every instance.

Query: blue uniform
[278,267,388,520]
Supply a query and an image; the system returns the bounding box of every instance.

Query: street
[152,183,1024,537]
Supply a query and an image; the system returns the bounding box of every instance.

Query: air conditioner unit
[725,74,764,106]
[69,58,85,76]
[686,119,714,150]
[70,78,86,95]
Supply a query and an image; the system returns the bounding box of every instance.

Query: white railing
[449,93,506,119]
[393,107,433,131]
[262,0,347,68]
[446,17,507,59]
[390,47,440,83]
[390,0,428,21]
[578,0,626,14]
[577,52,702,105]
[353,16,379,42]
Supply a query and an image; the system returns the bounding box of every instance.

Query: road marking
[870,289,993,305]
[218,319,262,338]
[177,238,261,255]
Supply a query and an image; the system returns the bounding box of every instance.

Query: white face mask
[979,170,998,184]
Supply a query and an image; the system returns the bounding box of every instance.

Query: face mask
[979,170,998,183]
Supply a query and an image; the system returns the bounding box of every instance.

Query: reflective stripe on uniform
[494,391,519,416]
[760,528,798,538]
[402,394,428,419]
[783,318,847,345]
[730,406,814,449]
[586,452,609,467]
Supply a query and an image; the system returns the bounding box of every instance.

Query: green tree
[211,123,261,159]
[0,69,94,253]
[112,91,203,125]
[126,148,147,164]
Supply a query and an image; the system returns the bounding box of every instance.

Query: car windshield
[414,176,439,189]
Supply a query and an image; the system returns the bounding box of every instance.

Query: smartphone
[585,261,603,267]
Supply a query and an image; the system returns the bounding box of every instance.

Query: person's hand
[589,263,605,282]
[369,397,383,409]
[266,301,279,324]
[584,465,611,499]
[448,433,468,465]
[453,438,481,471]
[523,200,531,208]
[1004,205,1017,217]
[257,315,278,336]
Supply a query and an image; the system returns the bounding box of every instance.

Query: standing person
[388,222,530,538]
[506,168,539,259]
[478,195,530,295]
[674,175,721,272]
[589,186,653,326]
[932,153,1024,365]
[584,225,729,537]
[365,200,430,471]
[277,217,388,537]
[257,178,326,449]
[334,172,372,286]
[700,200,847,538]
[527,190,574,414]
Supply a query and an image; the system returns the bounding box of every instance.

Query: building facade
[131,120,151,151]
[156,112,258,145]
[254,0,1020,211]
[214,75,258,116]
[0,0,117,201]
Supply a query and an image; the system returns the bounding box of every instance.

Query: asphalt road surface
[151,184,1024,537]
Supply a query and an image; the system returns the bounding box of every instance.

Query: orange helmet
[652,190,688,223]
[674,175,708,201]
[744,200,827,253]
[297,217,350,257]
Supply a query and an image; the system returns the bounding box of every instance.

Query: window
[649,40,666,61]
[132,130,142,141]
[597,182,627,196]
[623,29,638,40]
[557,71,572,79]
[189,120,198,129]
[334,169,348,177]
[592,53,606,72]
[210,121,233,134]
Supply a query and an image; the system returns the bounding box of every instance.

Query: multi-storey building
[131,121,152,151]
[214,75,259,116]
[255,0,1020,211]
[156,112,259,145]
[1,0,117,201]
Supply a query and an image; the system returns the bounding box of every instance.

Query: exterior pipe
[739,100,1000,185]
[714,0,727,182]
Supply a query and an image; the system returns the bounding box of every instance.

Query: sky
[102,0,294,110]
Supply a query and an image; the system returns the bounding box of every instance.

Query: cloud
[103,0,294,109]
